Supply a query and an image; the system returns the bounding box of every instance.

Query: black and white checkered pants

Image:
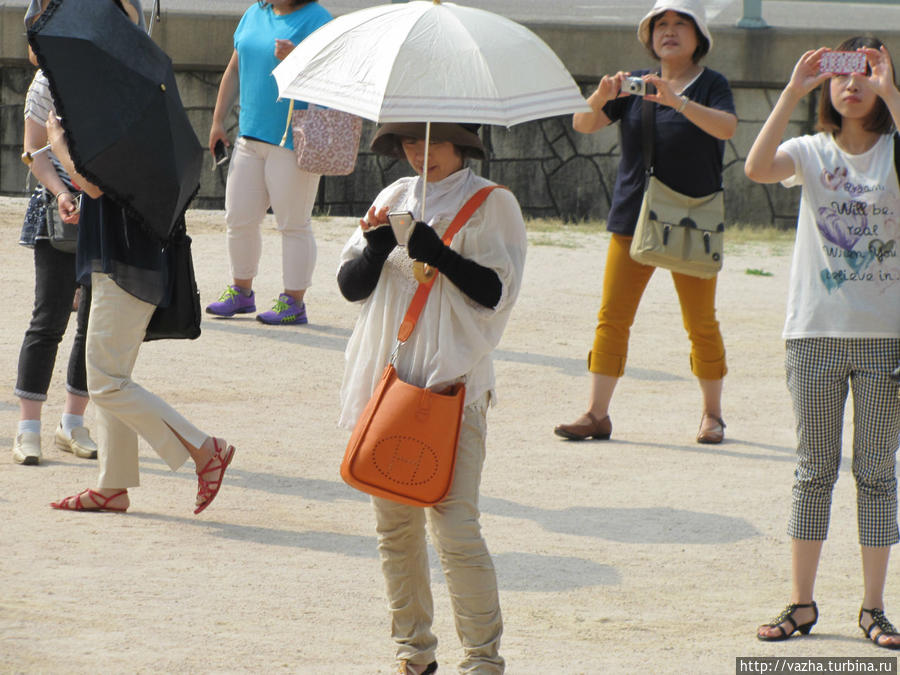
[786,338,900,547]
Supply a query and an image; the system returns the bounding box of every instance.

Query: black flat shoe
[757,602,818,641]
[860,607,900,649]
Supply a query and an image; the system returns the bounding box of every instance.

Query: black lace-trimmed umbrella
[28,0,203,242]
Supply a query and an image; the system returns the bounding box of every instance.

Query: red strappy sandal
[50,488,128,512]
[194,439,235,515]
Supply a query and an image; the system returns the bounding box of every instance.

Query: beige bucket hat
[637,0,713,53]
[370,122,486,160]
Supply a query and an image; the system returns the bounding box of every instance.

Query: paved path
[0,197,886,673]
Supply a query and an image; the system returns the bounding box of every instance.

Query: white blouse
[338,168,528,430]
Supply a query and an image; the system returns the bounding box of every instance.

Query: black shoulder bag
[144,218,201,342]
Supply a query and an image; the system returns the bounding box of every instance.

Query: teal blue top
[234,2,331,149]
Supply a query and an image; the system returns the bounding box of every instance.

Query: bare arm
[644,74,737,140]
[572,72,628,134]
[25,117,80,224]
[209,50,240,155]
[25,117,68,196]
[745,48,830,184]
[675,101,737,140]
[861,45,900,131]
[46,114,102,199]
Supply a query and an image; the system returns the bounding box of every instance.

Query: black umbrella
[28,0,203,242]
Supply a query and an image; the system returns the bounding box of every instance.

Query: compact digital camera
[622,76,655,97]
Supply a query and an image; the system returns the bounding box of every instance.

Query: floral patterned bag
[291,104,362,176]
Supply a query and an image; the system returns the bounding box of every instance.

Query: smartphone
[820,51,867,75]
[213,139,229,168]
[388,210,415,246]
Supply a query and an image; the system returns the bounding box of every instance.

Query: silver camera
[622,76,654,97]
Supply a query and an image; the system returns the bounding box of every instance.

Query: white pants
[224,137,320,291]
[88,274,207,488]
[372,395,504,674]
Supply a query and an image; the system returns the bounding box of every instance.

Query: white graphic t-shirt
[780,132,900,339]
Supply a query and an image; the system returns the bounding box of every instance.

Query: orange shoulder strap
[397,185,503,343]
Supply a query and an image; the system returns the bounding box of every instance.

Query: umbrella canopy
[272,0,590,126]
[28,0,203,242]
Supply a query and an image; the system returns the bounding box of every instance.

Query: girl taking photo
[745,37,900,649]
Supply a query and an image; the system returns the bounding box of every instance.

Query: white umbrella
[273,0,589,256]
[272,0,590,127]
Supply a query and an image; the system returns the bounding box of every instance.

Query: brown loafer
[697,414,726,444]
[554,412,612,440]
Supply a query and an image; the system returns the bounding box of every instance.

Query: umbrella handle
[147,0,161,37]
[21,143,51,167]
[412,122,434,283]
[420,121,430,219]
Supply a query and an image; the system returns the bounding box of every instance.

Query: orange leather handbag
[341,186,501,507]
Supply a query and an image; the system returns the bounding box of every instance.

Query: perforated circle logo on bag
[370,436,440,486]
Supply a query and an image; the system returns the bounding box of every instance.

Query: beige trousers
[373,394,504,674]
[88,274,207,489]
[224,137,321,291]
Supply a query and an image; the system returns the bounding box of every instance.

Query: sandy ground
[0,195,896,674]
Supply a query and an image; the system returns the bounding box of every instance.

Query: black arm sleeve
[407,220,502,309]
[431,246,503,310]
[336,226,397,302]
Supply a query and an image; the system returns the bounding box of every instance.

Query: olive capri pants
[588,234,726,379]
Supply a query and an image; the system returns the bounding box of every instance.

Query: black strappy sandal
[860,607,900,650]
[757,602,818,641]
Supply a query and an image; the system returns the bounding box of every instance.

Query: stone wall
[0,14,872,227]
[0,63,815,226]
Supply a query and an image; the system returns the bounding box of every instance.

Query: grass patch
[727,222,796,245]
[746,268,774,277]
[525,218,610,235]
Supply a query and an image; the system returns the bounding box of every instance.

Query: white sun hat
[637,0,713,54]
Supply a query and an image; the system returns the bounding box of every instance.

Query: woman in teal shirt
[207,0,331,325]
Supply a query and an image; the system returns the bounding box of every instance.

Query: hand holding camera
[622,76,656,97]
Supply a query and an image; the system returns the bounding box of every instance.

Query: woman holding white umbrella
[337,122,526,674]
[273,2,586,671]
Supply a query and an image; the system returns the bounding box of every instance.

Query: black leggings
[15,240,91,401]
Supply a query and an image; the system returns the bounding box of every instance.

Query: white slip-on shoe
[12,432,41,465]
[55,424,98,459]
